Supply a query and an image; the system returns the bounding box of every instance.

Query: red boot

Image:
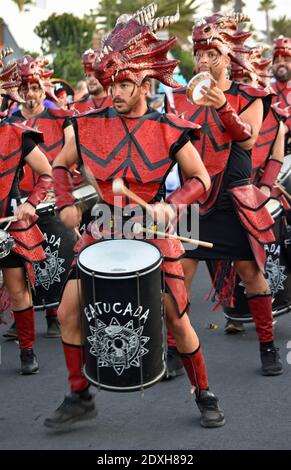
[13,306,39,374]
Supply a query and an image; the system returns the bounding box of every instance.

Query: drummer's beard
[273,64,291,83]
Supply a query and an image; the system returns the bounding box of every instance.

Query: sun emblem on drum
[265,255,287,294]
[87,317,150,376]
[34,246,66,291]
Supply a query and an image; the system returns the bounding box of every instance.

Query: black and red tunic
[71,107,201,316]
[8,108,73,193]
[170,82,274,271]
[0,121,46,283]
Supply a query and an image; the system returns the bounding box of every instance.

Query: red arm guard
[26,174,53,208]
[166,176,206,207]
[217,101,252,142]
[258,158,282,190]
[53,166,76,211]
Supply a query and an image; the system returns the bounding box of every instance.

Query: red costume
[52,4,219,404]
[272,37,291,143]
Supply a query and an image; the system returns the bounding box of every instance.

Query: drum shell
[222,201,291,322]
[78,241,165,392]
[32,213,77,309]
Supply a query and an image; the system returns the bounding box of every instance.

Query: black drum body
[32,205,77,309]
[222,199,291,322]
[77,239,165,392]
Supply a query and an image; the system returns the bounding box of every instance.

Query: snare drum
[77,239,165,392]
[0,229,14,259]
[223,198,291,322]
[277,154,291,194]
[32,202,77,309]
[73,185,99,234]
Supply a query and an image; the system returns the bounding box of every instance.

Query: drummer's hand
[259,185,271,198]
[200,85,226,109]
[59,205,82,229]
[42,190,55,203]
[152,202,175,229]
[15,202,36,221]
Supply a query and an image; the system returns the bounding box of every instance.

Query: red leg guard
[167,329,177,349]
[62,341,89,393]
[13,306,35,350]
[247,294,273,343]
[180,345,209,392]
[46,307,58,318]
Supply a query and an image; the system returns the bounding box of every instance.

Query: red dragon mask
[273,36,291,62]
[0,48,25,103]
[192,12,252,68]
[94,2,181,89]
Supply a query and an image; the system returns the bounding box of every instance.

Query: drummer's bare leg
[2,267,38,374]
[44,279,97,430]
[165,294,225,427]
[166,258,199,377]
[234,260,283,376]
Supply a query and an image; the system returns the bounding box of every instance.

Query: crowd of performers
[0,3,290,430]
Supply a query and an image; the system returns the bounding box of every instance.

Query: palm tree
[95,0,199,46]
[212,0,232,13]
[10,0,35,12]
[258,0,276,44]
[271,16,291,41]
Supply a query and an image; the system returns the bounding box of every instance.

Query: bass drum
[77,239,165,392]
[223,198,291,322]
[32,203,77,310]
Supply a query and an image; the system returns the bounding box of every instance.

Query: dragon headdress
[273,36,291,61]
[0,48,25,103]
[192,12,252,68]
[94,2,180,89]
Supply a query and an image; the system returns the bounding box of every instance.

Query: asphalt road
[0,263,291,451]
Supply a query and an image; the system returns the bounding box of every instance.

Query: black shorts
[184,208,254,261]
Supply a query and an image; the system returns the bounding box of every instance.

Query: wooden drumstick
[112,178,154,217]
[81,165,103,200]
[0,215,18,224]
[132,223,213,249]
[274,183,291,202]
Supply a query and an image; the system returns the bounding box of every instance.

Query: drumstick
[112,178,154,218]
[81,165,103,200]
[274,183,291,202]
[133,223,213,249]
[0,215,18,224]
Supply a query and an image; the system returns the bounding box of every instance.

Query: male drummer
[70,49,112,113]
[271,37,291,153]
[166,12,283,376]
[44,5,225,430]
[0,57,52,374]
[6,56,75,338]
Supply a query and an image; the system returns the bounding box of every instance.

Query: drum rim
[77,239,162,279]
[83,363,166,392]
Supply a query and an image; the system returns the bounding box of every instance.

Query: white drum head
[266,198,281,216]
[0,230,7,243]
[78,239,161,276]
[278,154,291,180]
[73,185,96,200]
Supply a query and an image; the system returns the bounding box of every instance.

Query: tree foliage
[271,16,291,40]
[34,13,96,86]
[94,0,199,46]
